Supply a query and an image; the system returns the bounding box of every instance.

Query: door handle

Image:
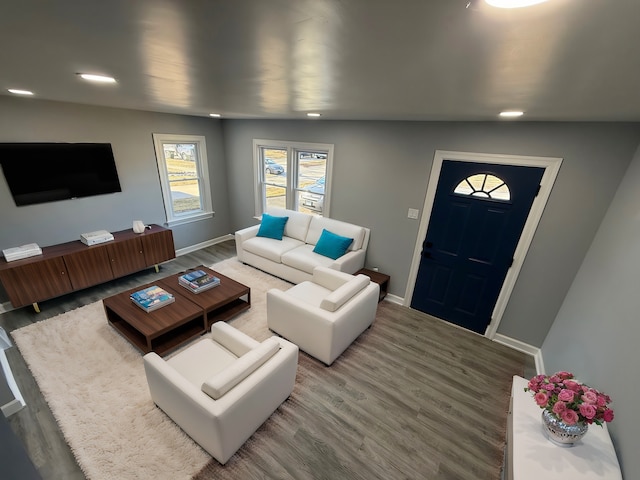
[425,241,433,248]
[422,251,432,259]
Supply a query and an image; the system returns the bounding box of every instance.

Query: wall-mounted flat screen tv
[0,143,122,206]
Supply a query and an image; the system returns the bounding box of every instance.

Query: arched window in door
[454,173,510,201]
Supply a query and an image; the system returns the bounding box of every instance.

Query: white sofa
[143,322,298,465]
[235,207,370,284]
[267,267,379,365]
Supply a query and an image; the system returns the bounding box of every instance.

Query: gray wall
[0,96,231,302]
[0,97,231,250]
[541,145,640,479]
[223,120,640,346]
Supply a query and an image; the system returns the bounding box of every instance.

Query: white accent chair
[267,266,379,366]
[143,322,298,465]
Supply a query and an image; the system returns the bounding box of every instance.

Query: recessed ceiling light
[78,73,117,83]
[485,0,548,8]
[499,110,524,118]
[8,89,34,96]
[209,113,221,118]
[306,113,321,118]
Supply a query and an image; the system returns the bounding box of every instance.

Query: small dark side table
[355,268,390,302]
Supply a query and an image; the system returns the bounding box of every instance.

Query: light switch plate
[408,208,419,219]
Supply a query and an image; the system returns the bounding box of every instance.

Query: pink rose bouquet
[525,371,614,426]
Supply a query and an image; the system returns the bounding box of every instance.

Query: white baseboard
[384,293,404,305]
[493,333,544,374]
[175,234,234,257]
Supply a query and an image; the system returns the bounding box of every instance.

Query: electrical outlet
[408,208,419,219]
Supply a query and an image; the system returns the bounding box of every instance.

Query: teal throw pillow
[313,229,354,260]
[257,213,289,240]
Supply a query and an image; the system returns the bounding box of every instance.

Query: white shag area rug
[12,258,291,480]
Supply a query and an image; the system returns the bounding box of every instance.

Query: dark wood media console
[0,225,175,312]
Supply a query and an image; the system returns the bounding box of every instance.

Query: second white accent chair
[143,322,298,465]
[266,266,379,366]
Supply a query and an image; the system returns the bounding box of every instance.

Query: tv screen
[0,143,122,206]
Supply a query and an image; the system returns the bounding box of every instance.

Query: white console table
[506,375,621,480]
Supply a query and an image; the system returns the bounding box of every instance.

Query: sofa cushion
[320,274,370,312]
[306,216,365,251]
[257,213,289,240]
[267,207,312,242]
[201,338,281,400]
[167,338,238,388]
[282,244,335,274]
[243,236,304,263]
[313,229,354,260]
[284,281,332,308]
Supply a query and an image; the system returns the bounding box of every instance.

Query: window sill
[165,211,214,227]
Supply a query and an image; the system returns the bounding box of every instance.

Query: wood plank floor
[0,239,534,479]
[194,293,530,480]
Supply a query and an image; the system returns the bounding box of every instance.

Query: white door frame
[404,150,562,339]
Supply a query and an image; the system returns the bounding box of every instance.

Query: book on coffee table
[130,285,175,312]
[178,270,220,294]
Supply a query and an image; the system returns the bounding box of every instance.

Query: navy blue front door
[410,161,544,334]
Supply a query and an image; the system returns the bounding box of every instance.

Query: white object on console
[80,230,114,246]
[2,243,42,262]
[133,220,146,234]
[506,375,621,480]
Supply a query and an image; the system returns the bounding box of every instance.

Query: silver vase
[541,409,588,447]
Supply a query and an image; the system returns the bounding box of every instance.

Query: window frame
[252,139,334,217]
[453,173,511,201]
[152,133,213,227]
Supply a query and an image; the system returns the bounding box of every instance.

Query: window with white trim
[253,139,334,217]
[454,173,511,200]
[152,133,213,226]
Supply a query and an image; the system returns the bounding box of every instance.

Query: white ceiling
[2,0,640,121]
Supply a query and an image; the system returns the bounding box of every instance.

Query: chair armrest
[329,249,366,274]
[234,224,260,262]
[320,274,370,312]
[143,352,226,449]
[235,224,260,241]
[312,266,354,290]
[202,338,280,400]
[210,322,260,357]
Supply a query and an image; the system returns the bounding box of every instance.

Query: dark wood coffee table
[103,283,205,356]
[158,266,251,329]
[103,266,251,356]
